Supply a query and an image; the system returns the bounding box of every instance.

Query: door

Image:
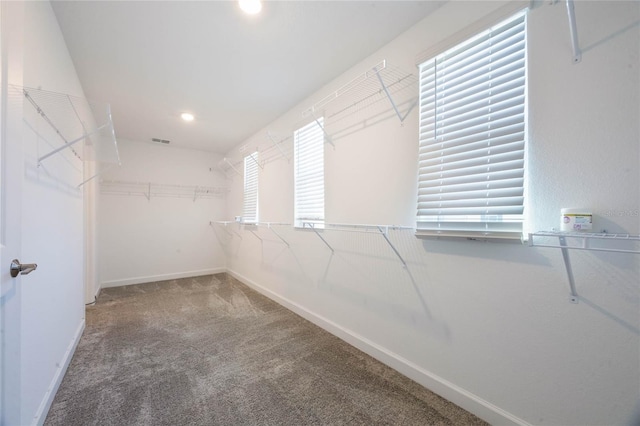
[2,3,89,423]
[0,2,25,424]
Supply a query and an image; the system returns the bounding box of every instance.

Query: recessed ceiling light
[239,0,262,15]
[181,112,195,122]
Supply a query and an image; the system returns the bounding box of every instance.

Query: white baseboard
[101,267,226,288]
[227,269,531,426]
[34,319,85,426]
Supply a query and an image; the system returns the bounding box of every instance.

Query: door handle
[10,259,38,278]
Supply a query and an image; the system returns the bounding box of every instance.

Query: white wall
[84,160,100,303]
[18,1,88,423]
[224,1,640,425]
[99,139,227,287]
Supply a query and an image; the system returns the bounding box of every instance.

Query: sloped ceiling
[52,1,444,153]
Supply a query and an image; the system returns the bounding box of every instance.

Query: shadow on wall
[329,96,418,144]
[582,20,640,54]
[320,251,451,343]
[579,296,639,336]
[593,214,640,236]
[262,228,451,342]
[418,237,551,265]
[218,222,639,344]
[210,222,243,260]
[24,162,83,199]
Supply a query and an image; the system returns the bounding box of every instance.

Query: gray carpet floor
[45,273,487,426]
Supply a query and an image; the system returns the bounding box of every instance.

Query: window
[294,118,325,227]
[243,152,259,223]
[416,12,527,239]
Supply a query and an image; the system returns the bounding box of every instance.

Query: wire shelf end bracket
[528,231,640,303]
[302,222,334,252]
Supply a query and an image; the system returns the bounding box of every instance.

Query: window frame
[293,118,325,228]
[416,11,528,240]
[243,151,259,224]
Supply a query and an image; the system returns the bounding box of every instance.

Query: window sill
[415,230,525,244]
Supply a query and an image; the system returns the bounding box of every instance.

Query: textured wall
[18,1,87,423]
[98,139,228,287]
[223,1,640,424]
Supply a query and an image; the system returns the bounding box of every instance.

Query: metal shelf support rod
[267,132,290,162]
[214,221,242,239]
[304,223,334,252]
[248,152,263,170]
[223,158,241,175]
[559,236,579,303]
[268,224,289,247]
[566,0,582,63]
[38,123,110,164]
[312,113,334,148]
[248,229,263,242]
[377,226,407,268]
[375,71,405,123]
[215,223,235,238]
[78,164,118,188]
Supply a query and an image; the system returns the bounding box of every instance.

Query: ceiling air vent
[151,138,171,144]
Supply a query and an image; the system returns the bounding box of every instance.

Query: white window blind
[243,152,259,223]
[417,12,527,239]
[294,119,324,226]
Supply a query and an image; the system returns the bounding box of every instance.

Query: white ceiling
[51,1,444,153]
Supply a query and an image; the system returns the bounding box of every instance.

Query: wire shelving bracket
[565,0,582,63]
[528,231,640,303]
[242,224,263,242]
[212,221,243,239]
[377,225,408,268]
[301,222,335,252]
[218,158,242,178]
[21,86,121,187]
[247,152,264,170]
[257,222,291,246]
[266,132,290,163]
[312,114,334,148]
[301,60,418,142]
[301,222,412,265]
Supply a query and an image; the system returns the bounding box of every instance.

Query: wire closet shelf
[301,59,418,145]
[211,220,413,268]
[19,85,120,187]
[219,60,419,175]
[529,230,640,303]
[528,231,640,254]
[101,180,229,201]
